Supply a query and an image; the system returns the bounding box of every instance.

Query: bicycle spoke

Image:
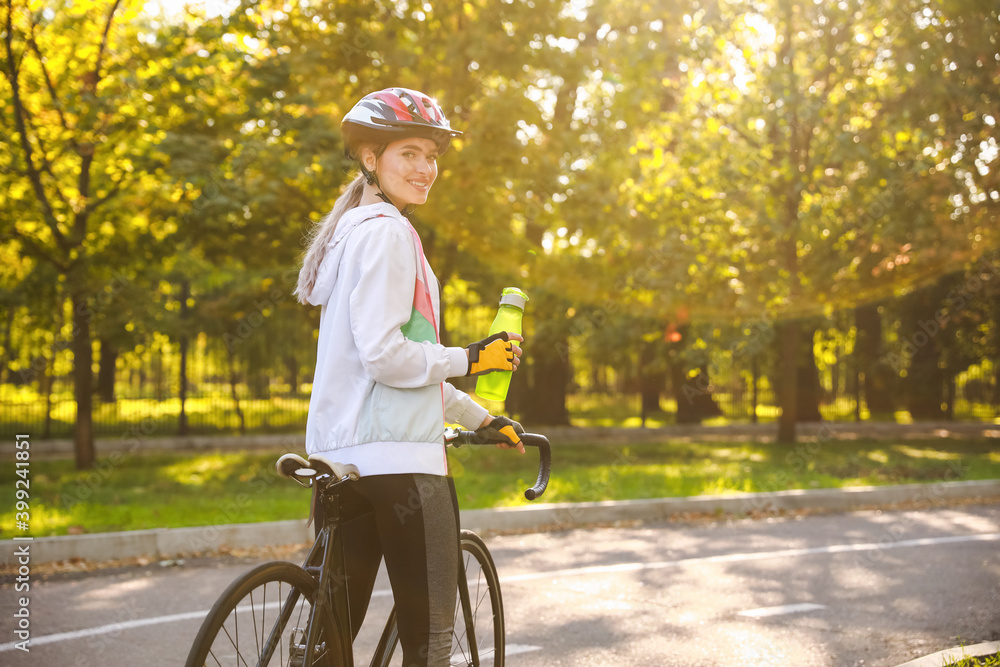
[450,535,503,667]
[248,589,260,661]
[206,647,224,666]
[186,562,340,667]
[234,605,239,663]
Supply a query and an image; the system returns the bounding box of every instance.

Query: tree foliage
[2,0,998,463]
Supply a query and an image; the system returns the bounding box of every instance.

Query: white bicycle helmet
[341,87,462,158]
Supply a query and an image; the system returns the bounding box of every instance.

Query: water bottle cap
[499,287,528,310]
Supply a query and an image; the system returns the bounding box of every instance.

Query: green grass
[943,651,1000,666]
[2,438,999,538]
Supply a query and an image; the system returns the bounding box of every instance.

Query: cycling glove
[465,332,514,376]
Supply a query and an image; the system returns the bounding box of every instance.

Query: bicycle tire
[452,530,505,667]
[369,531,505,667]
[185,561,345,667]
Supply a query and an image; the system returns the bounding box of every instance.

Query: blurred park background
[2,0,998,471]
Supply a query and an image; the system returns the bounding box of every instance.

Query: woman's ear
[359,146,377,173]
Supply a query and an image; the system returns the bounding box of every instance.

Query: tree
[615,0,998,440]
[1,0,188,468]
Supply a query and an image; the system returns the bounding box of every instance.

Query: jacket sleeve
[349,220,469,388]
[443,383,490,430]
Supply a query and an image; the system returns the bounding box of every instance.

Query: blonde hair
[295,173,366,303]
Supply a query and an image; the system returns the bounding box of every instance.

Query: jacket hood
[305,202,402,306]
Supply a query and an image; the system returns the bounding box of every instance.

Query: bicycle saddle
[275,453,361,483]
[308,454,361,481]
[275,453,311,479]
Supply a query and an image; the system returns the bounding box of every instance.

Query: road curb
[3,479,999,567]
[894,641,1000,667]
[461,479,1000,533]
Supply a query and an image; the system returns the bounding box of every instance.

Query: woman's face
[363,137,439,208]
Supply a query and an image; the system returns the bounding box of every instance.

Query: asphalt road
[2,503,998,666]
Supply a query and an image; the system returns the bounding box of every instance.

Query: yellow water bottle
[475,287,528,401]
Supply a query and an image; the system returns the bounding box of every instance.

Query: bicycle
[185,427,551,667]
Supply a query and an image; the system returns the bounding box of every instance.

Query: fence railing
[4,379,996,440]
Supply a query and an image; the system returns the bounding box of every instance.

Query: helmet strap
[360,144,401,210]
[360,144,387,185]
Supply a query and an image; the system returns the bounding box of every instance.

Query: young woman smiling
[294,88,525,667]
[357,138,438,208]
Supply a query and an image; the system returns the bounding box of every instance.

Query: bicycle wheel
[186,561,345,667]
[452,530,505,667]
[375,531,504,667]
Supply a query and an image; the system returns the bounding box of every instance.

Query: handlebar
[445,427,551,501]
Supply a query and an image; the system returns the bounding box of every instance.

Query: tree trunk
[638,340,666,426]
[97,338,117,403]
[855,302,894,415]
[994,358,1000,409]
[901,281,950,420]
[774,0,810,442]
[945,372,956,420]
[250,368,269,399]
[680,366,723,424]
[0,305,13,384]
[797,324,823,421]
[667,356,688,422]
[519,211,570,425]
[178,279,190,436]
[666,324,718,425]
[153,347,166,401]
[522,344,571,426]
[41,356,53,439]
[830,351,840,407]
[668,328,723,426]
[227,347,246,434]
[284,354,298,395]
[71,292,95,470]
[907,336,946,419]
[178,333,189,435]
[776,319,800,443]
[520,294,571,426]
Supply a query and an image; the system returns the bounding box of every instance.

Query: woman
[294,87,524,667]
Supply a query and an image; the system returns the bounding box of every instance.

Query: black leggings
[315,473,460,667]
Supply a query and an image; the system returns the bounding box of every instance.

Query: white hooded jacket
[303,202,489,476]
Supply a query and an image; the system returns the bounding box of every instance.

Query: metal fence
[4,349,996,440]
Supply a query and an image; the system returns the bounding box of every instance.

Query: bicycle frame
[303,485,352,667]
[189,432,548,667]
[240,513,342,666]
[283,481,488,667]
[255,431,549,667]
[292,474,404,667]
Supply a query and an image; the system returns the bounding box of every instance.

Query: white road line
[3,531,997,653]
[738,603,827,618]
[500,532,1000,584]
[0,609,211,651]
[507,643,544,656]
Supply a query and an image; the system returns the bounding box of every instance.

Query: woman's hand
[476,415,525,454]
[509,332,524,369]
[466,332,524,375]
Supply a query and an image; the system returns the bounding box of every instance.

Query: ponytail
[295,173,366,303]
